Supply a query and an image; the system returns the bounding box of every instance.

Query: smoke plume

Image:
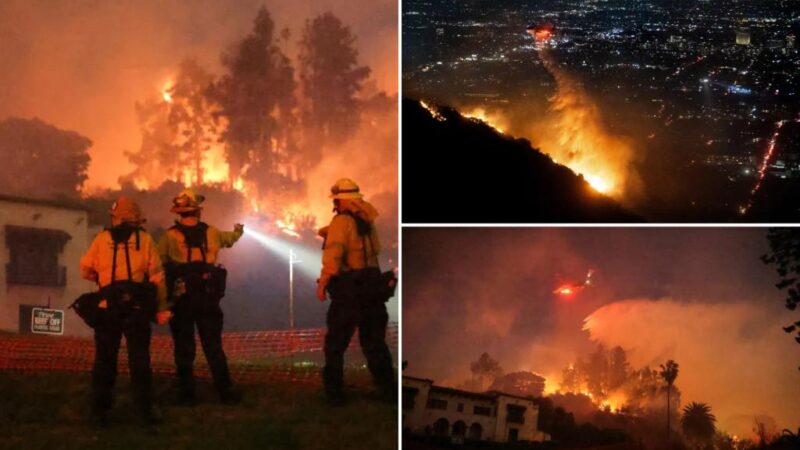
[585,298,800,437]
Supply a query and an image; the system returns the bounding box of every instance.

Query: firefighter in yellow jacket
[316,178,395,404]
[158,188,244,404]
[79,196,170,426]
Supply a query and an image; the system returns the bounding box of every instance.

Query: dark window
[426,398,448,410]
[508,428,519,442]
[474,406,491,416]
[468,423,483,440]
[402,387,418,410]
[457,403,464,412]
[433,418,450,436]
[506,404,526,424]
[5,226,70,287]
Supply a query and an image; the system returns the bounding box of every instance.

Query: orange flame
[462,108,507,134]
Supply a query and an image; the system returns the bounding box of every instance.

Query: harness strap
[173,222,208,263]
[111,240,118,284]
[342,211,379,271]
[123,240,133,280]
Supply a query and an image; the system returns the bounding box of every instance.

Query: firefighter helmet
[110,196,145,224]
[170,188,205,213]
[329,178,363,200]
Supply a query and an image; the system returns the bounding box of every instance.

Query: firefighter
[316,178,396,405]
[79,196,170,427]
[158,188,244,404]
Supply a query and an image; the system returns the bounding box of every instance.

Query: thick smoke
[403,228,799,439]
[585,298,800,437]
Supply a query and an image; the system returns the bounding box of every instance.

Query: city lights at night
[403,0,800,222]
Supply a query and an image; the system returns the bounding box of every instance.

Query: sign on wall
[31,308,64,335]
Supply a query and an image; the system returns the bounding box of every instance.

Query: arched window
[468,423,483,440]
[433,418,450,436]
[452,421,467,437]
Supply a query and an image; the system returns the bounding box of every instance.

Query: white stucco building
[403,376,550,443]
[0,195,95,336]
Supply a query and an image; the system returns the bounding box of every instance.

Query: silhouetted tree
[209,6,298,195]
[0,117,91,198]
[469,352,503,389]
[761,228,800,369]
[680,402,716,450]
[753,415,779,448]
[299,12,370,149]
[660,360,680,445]
[608,346,630,391]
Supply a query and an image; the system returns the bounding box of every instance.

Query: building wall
[0,199,94,336]
[422,391,498,440]
[495,395,541,442]
[403,377,547,443]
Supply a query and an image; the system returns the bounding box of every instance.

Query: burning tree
[209,6,299,198]
[559,345,630,403]
[124,59,222,189]
[0,117,91,199]
[299,12,370,150]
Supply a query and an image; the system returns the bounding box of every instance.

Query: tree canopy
[0,117,91,199]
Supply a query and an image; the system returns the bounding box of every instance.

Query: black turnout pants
[92,310,152,414]
[323,282,395,396]
[169,295,233,394]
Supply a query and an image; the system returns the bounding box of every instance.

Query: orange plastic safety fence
[0,323,398,385]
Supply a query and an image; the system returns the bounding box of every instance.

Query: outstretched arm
[218,223,245,248]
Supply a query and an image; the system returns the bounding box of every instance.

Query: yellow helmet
[170,188,205,213]
[110,196,145,224]
[329,178,363,200]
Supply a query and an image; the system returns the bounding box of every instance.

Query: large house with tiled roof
[403,375,550,443]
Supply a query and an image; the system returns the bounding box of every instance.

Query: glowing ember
[161,79,173,103]
[419,100,446,122]
[534,30,552,41]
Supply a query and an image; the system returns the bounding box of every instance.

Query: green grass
[0,370,397,450]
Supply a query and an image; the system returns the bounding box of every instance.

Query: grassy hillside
[0,370,396,450]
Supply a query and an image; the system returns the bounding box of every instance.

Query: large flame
[456,50,638,197]
[462,107,507,135]
[535,53,635,197]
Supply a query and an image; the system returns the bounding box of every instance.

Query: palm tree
[659,360,679,445]
[681,402,717,450]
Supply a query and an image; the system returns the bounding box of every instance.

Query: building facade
[0,195,95,336]
[403,376,550,443]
